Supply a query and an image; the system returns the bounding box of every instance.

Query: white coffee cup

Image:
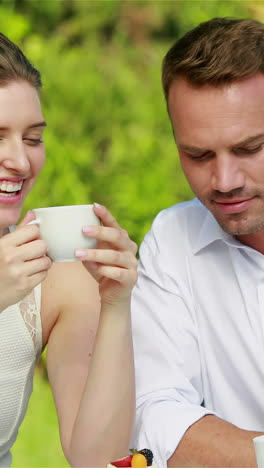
[253,435,264,467]
[28,205,100,262]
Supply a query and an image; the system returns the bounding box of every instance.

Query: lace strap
[19,284,42,357]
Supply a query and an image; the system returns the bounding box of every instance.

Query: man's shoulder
[137,199,210,289]
[139,198,209,265]
[155,197,206,223]
[150,198,208,243]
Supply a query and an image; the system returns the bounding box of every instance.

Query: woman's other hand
[0,211,52,312]
[75,203,138,306]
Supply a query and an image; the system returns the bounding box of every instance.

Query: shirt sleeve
[130,224,218,468]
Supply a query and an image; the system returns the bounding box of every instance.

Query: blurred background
[0,0,261,465]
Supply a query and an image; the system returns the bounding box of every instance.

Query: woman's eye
[24,138,43,146]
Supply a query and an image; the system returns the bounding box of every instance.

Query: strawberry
[110,455,133,467]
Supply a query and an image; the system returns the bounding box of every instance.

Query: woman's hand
[0,211,52,312]
[75,203,138,305]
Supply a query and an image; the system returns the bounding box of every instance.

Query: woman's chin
[0,209,22,231]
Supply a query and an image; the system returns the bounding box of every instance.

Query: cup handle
[27,218,41,225]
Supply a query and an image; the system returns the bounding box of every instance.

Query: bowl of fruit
[107,448,155,468]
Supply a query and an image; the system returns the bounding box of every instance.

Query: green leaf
[129,448,138,455]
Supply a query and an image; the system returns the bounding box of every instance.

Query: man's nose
[1,140,30,174]
[211,153,245,193]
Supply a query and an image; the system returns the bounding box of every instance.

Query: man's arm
[168,414,262,467]
[131,224,216,468]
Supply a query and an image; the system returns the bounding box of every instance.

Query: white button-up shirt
[131,198,264,468]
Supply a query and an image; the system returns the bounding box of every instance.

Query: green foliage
[12,368,69,467]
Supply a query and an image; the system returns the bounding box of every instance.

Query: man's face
[168,74,264,237]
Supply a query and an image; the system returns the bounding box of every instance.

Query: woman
[0,32,137,467]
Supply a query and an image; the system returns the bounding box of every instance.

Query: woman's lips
[0,181,24,205]
[0,190,23,204]
[213,197,255,214]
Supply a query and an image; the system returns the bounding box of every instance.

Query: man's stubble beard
[197,192,264,236]
[215,213,264,236]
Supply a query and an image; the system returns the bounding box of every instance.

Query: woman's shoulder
[43,260,98,295]
[40,261,100,347]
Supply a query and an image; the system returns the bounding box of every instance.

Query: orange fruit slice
[131,453,147,468]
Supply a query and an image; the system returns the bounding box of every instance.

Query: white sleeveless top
[0,284,42,467]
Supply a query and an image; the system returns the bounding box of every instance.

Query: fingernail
[82,226,93,233]
[75,250,86,258]
[93,202,102,209]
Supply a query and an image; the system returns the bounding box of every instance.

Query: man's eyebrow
[178,134,264,154]
[234,134,264,147]
[178,144,208,154]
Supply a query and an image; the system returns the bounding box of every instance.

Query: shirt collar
[193,208,249,254]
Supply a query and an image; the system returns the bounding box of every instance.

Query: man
[131,17,264,468]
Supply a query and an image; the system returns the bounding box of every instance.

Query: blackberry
[139,449,153,466]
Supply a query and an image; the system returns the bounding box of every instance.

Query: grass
[12,367,69,467]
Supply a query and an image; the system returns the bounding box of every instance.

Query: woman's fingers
[25,255,53,276]
[88,264,138,286]
[17,239,49,261]
[80,205,138,295]
[82,225,137,253]
[75,248,138,269]
[93,203,120,228]
[3,223,40,247]
[89,204,138,254]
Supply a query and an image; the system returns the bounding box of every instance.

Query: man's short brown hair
[162,17,264,100]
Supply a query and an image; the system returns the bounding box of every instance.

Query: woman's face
[0,80,46,231]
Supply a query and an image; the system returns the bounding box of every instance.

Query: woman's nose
[0,140,30,174]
